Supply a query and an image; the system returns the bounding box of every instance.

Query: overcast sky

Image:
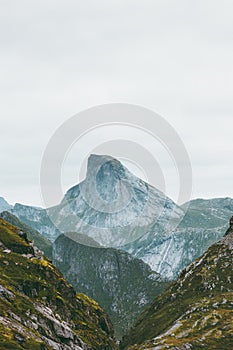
[1,0,233,207]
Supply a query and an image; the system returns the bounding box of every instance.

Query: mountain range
[5,154,230,280]
[1,154,233,346]
[1,210,232,349]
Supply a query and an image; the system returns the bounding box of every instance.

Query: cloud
[0,0,233,206]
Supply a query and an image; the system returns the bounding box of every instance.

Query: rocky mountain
[49,154,184,248]
[179,197,233,230]
[120,198,232,279]
[0,218,117,350]
[121,217,233,350]
[122,208,227,279]
[53,233,169,338]
[0,211,52,259]
[0,196,12,212]
[9,155,231,279]
[12,203,60,242]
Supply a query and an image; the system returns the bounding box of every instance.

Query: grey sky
[0,0,233,206]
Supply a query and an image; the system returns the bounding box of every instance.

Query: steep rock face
[121,217,233,350]
[0,218,117,350]
[121,197,232,279]
[180,197,233,229]
[0,197,12,212]
[53,234,169,338]
[0,211,52,259]
[12,203,60,242]
[122,224,225,279]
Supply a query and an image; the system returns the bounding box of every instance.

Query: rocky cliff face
[12,202,60,242]
[0,196,12,212]
[121,217,233,349]
[0,218,117,350]
[121,197,231,279]
[53,233,169,338]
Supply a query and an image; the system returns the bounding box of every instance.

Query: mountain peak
[86,154,126,179]
[84,154,139,204]
[87,153,119,166]
[0,197,12,212]
[58,153,183,252]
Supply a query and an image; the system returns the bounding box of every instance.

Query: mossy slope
[122,220,233,349]
[0,211,52,259]
[0,218,117,350]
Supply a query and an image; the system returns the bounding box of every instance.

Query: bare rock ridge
[0,196,12,212]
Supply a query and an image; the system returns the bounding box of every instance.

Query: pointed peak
[86,154,125,177]
[0,197,13,211]
[87,154,121,168]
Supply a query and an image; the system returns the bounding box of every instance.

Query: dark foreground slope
[122,217,233,350]
[54,233,169,338]
[0,211,52,259]
[0,218,117,350]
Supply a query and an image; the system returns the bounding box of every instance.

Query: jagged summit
[64,154,148,204]
[87,154,123,175]
[0,196,12,212]
[54,154,183,252]
[84,154,141,204]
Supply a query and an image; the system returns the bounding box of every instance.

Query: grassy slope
[122,232,233,349]
[0,211,52,259]
[0,218,117,350]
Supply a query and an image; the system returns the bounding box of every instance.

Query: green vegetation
[122,231,233,349]
[0,218,117,349]
[54,234,169,339]
[0,211,52,259]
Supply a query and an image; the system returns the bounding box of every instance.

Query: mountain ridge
[2,155,231,279]
[121,217,233,349]
[53,233,169,338]
[0,217,117,349]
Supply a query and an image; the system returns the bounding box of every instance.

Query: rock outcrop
[224,215,233,236]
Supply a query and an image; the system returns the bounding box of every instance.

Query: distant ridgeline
[6,155,233,280]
